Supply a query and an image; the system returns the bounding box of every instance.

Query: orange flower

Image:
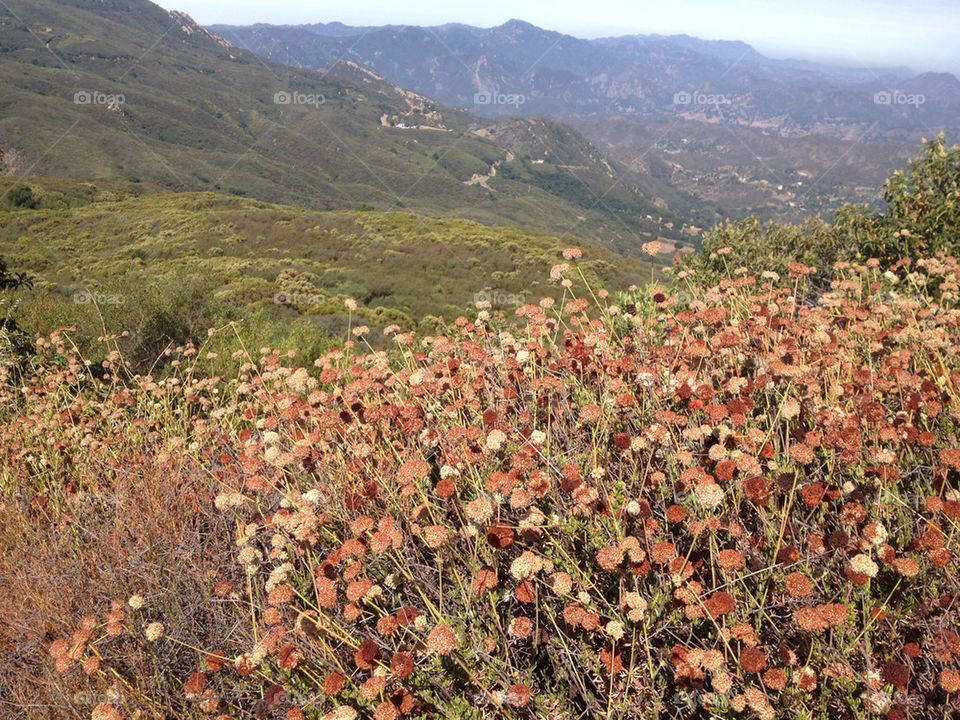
[740,647,767,674]
[267,583,295,606]
[426,624,456,655]
[91,705,123,720]
[596,546,624,571]
[785,572,812,598]
[650,541,677,564]
[939,669,960,693]
[471,566,498,595]
[508,616,533,638]
[423,525,448,548]
[717,549,745,570]
[507,683,532,707]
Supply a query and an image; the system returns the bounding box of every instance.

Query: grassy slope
[0,178,653,363]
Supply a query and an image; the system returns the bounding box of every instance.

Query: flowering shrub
[3,252,960,719]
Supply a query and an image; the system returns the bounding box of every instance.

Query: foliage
[0,256,34,371]
[862,134,960,262]
[4,183,37,209]
[0,179,653,374]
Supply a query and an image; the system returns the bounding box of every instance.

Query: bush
[859,133,960,262]
[5,183,37,209]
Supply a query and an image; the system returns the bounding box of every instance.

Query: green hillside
[0,177,652,371]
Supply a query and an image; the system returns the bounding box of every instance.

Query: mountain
[211,19,960,141]
[0,0,698,254]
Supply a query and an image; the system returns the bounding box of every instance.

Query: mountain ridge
[210,18,960,139]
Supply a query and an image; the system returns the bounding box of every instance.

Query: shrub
[5,182,37,209]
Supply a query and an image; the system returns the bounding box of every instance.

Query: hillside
[0,176,654,371]
[0,0,696,252]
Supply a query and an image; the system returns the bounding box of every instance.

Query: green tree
[865,133,960,260]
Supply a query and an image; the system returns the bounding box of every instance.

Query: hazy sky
[156,0,960,74]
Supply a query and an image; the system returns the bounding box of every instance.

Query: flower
[939,670,960,693]
[323,707,358,720]
[485,429,507,451]
[127,594,144,610]
[694,482,724,509]
[785,572,812,598]
[641,240,662,256]
[605,620,625,640]
[508,616,533,638]
[423,525,448,549]
[717,549,744,570]
[596,546,624,571]
[426,624,456,655]
[507,683,532,707]
[510,551,543,581]
[849,554,879,578]
[91,705,123,720]
[144,622,164,642]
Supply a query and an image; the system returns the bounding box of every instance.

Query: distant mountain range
[211,19,960,141]
[0,0,708,254]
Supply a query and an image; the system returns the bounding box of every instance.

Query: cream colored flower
[605,620,625,640]
[850,554,879,578]
[694,482,724,510]
[485,429,507,451]
[144,622,164,642]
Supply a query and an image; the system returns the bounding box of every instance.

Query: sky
[155,0,960,74]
